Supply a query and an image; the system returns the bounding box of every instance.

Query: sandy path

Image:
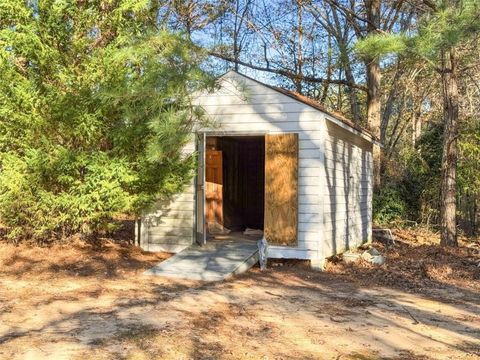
[0,267,478,360]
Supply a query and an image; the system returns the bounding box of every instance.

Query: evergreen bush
[0,1,210,242]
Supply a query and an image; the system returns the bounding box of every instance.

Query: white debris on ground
[361,247,386,265]
[243,228,263,236]
[208,222,231,235]
[342,247,386,266]
[342,252,361,264]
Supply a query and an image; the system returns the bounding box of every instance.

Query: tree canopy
[0,0,210,242]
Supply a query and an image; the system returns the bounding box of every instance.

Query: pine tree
[0,1,210,242]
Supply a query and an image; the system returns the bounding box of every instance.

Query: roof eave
[218,70,382,146]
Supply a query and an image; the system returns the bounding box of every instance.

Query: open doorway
[205,135,265,241]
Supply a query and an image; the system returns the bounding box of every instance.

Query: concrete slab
[144,239,259,281]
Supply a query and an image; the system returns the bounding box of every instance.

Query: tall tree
[365,0,382,187]
[323,0,410,186]
[357,0,480,246]
[0,0,209,242]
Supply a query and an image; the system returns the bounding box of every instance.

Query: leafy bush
[378,120,479,233]
[0,2,209,242]
[373,186,407,225]
[0,151,133,240]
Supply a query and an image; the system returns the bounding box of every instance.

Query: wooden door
[264,134,298,246]
[206,150,223,232]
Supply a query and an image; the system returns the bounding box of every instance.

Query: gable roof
[222,70,378,143]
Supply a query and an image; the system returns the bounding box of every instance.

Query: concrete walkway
[144,239,259,281]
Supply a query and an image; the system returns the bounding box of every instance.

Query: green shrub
[373,186,407,225]
[0,2,209,242]
[0,151,135,241]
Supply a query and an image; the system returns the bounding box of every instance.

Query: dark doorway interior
[206,136,265,233]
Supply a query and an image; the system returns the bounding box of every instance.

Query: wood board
[264,133,298,246]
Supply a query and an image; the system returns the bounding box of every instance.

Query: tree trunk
[440,49,459,247]
[320,35,333,103]
[233,0,241,71]
[344,53,361,123]
[295,0,304,94]
[233,19,239,70]
[366,59,381,188]
[412,105,422,147]
[365,0,382,188]
[474,196,478,236]
[412,83,423,147]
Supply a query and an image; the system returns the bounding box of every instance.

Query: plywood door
[206,150,223,231]
[264,133,298,246]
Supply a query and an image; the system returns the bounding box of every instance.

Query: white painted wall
[322,121,373,257]
[140,140,196,253]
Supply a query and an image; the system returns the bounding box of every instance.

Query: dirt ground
[0,230,479,360]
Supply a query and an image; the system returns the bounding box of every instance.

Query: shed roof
[222,70,378,143]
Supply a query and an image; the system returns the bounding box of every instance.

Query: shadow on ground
[0,235,478,360]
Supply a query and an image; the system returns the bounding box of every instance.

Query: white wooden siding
[323,121,373,257]
[139,139,196,252]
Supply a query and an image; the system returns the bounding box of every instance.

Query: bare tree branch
[324,0,387,35]
[209,51,368,91]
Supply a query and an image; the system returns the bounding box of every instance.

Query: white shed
[138,70,377,266]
